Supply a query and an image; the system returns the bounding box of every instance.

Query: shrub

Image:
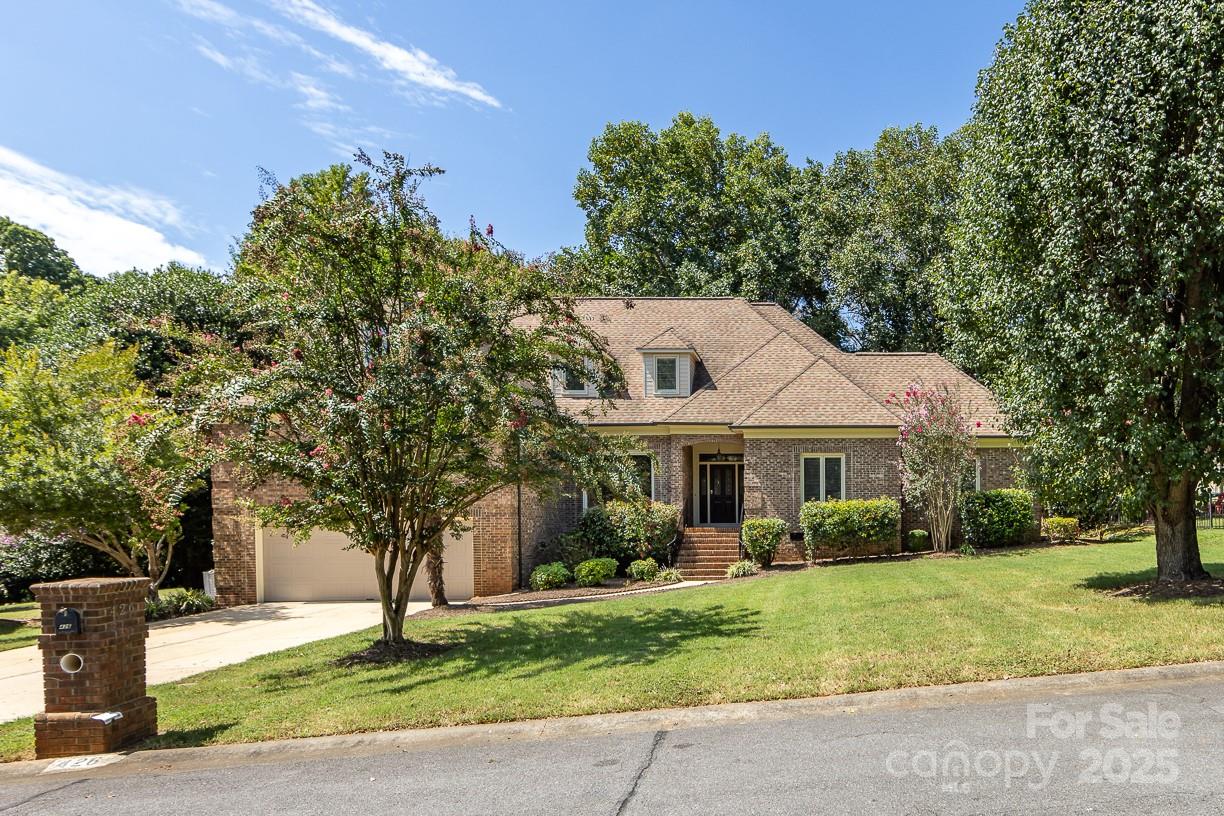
[1043,516,1080,543]
[547,500,681,570]
[627,557,660,582]
[657,567,683,583]
[725,559,759,579]
[573,557,618,587]
[170,587,215,616]
[0,533,121,601]
[536,530,594,570]
[741,517,786,567]
[145,588,216,621]
[529,561,571,591]
[601,500,680,566]
[800,498,901,558]
[960,489,1035,549]
[906,529,932,552]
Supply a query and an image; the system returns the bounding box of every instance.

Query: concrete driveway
[0,601,417,723]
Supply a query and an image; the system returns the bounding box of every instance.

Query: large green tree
[941,0,1224,581]
[568,112,845,342]
[799,125,964,352]
[0,217,86,290]
[0,344,201,599]
[200,153,635,645]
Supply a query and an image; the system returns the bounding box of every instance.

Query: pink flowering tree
[197,153,636,647]
[0,344,202,600]
[891,384,977,552]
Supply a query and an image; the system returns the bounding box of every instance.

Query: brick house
[211,297,1019,605]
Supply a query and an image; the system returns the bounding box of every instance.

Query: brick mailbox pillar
[31,578,158,758]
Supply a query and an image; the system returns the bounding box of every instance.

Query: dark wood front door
[708,464,738,524]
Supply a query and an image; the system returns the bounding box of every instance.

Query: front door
[708,463,738,524]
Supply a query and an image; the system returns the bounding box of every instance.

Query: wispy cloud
[269,0,501,108]
[289,72,348,112]
[177,0,355,77]
[0,145,206,275]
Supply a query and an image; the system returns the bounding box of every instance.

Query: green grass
[0,603,39,653]
[5,533,1224,761]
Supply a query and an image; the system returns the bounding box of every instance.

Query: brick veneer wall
[31,577,157,758]
[211,461,305,607]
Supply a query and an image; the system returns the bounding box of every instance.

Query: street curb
[4,658,1223,782]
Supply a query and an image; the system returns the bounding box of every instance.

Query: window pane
[563,369,585,391]
[631,455,653,499]
[824,457,843,501]
[655,357,678,391]
[802,457,822,503]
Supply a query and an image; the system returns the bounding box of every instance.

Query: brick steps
[676,527,742,580]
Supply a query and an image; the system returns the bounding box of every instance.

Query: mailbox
[53,607,82,636]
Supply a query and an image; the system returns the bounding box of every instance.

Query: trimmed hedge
[906,529,932,552]
[1043,516,1080,543]
[960,488,1035,549]
[627,558,660,582]
[800,498,901,558]
[574,557,618,587]
[530,561,571,591]
[741,517,786,567]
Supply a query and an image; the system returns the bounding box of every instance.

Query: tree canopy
[568,112,846,343]
[0,343,200,597]
[200,153,636,644]
[799,125,963,352]
[0,217,86,290]
[941,0,1224,580]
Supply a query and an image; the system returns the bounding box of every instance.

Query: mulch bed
[1106,578,1224,601]
[334,638,455,665]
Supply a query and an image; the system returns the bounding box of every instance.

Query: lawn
[0,602,39,653]
[6,532,1224,761]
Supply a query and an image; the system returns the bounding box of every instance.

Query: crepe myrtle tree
[892,385,978,553]
[941,0,1224,580]
[200,152,636,644]
[0,344,201,599]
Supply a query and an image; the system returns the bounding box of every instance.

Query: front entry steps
[676,527,742,580]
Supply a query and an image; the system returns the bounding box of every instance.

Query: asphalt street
[3,665,1223,815]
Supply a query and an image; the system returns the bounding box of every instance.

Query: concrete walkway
[0,601,409,723]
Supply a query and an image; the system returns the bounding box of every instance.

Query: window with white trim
[557,365,592,397]
[654,356,679,394]
[629,454,655,500]
[800,453,845,503]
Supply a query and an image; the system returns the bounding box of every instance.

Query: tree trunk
[372,539,424,644]
[1154,477,1209,582]
[426,537,448,608]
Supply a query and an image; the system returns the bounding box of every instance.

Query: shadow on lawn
[1078,562,1224,604]
[141,722,240,751]
[349,602,762,694]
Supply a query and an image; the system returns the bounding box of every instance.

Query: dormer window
[654,356,679,395]
[562,369,587,394]
[556,363,596,397]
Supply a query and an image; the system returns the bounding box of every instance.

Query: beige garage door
[259,528,474,602]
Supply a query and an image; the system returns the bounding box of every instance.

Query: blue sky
[0,1,1024,276]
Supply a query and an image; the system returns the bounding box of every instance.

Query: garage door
[259,528,474,602]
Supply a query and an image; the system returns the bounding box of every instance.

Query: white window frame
[629,452,656,501]
[653,355,680,395]
[558,366,592,397]
[974,457,982,492]
[800,453,846,503]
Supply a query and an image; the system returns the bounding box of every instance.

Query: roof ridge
[659,329,789,422]
[733,358,823,426]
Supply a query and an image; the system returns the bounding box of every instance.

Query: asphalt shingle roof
[557,297,1007,435]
